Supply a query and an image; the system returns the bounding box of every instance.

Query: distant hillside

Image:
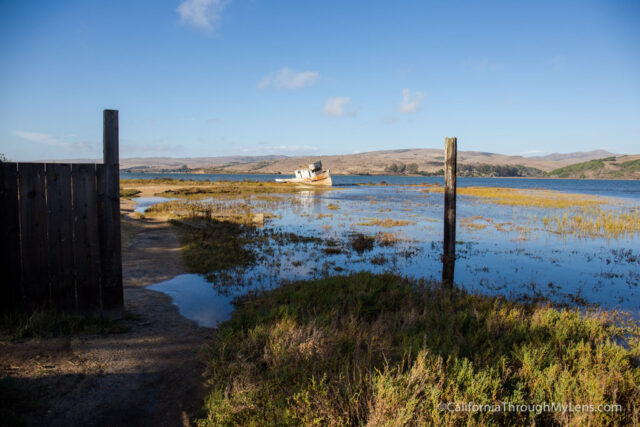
[547,155,640,179]
[46,148,638,179]
[203,149,619,177]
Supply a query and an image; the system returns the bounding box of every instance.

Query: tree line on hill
[383,162,545,177]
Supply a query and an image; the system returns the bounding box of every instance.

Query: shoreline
[120,170,639,181]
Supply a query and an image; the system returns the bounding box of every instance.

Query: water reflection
[148,274,234,327]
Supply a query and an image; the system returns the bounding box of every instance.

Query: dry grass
[120,178,335,200]
[425,186,640,239]
[375,232,401,246]
[358,218,413,227]
[424,186,603,209]
[542,209,640,239]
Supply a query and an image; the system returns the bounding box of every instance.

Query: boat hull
[275,170,332,186]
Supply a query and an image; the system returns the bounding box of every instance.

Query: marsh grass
[173,218,256,282]
[426,186,640,239]
[542,209,640,239]
[198,272,640,426]
[358,218,413,227]
[145,199,273,226]
[143,180,334,200]
[375,232,400,246]
[424,186,603,209]
[349,233,375,253]
[119,187,141,199]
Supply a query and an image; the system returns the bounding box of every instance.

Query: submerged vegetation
[425,186,640,239]
[425,186,603,209]
[358,218,413,227]
[198,272,640,426]
[173,218,257,282]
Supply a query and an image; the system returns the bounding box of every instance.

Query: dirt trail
[0,201,212,426]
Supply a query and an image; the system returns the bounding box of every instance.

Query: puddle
[133,197,176,213]
[148,274,234,327]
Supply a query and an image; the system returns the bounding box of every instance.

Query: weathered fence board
[46,163,76,311]
[0,162,22,312]
[18,163,50,310]
[72,163,102,313]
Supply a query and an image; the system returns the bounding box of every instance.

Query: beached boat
[275,161,332,186]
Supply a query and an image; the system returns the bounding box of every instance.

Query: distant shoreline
[119,170,638,181]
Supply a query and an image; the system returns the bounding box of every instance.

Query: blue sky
[1,0,639,161]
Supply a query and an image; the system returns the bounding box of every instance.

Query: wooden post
[442,137,457,288]
[99,109,124,318]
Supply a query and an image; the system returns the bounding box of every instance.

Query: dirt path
[0,201,212,426]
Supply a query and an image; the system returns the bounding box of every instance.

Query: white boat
[275,161,332,186]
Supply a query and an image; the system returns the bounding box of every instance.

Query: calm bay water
[122,172,640,200]
[131,173,640,327]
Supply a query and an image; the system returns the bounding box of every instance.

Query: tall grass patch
[198,273,640,426]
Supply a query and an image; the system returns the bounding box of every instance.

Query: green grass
[173,218,257,282]
[0,310,132,342]
[197,272,640,426]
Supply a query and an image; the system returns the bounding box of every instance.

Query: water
[125,173,640,327]
[148,274,234,327]
[133,196,176,213]
[122,172,640,200]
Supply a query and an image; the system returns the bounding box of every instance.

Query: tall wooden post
[442,137,457,288]
[99,109,124,318]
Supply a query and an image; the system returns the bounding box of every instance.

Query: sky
[0,0,639,161]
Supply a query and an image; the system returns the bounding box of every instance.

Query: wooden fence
[0,110,123,318]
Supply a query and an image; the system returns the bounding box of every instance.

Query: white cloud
[323,97,352,117]
[398,89,424,114]
[176,0,228,33]
[13,130,94,151]
[521,150,547,156]
[258,67,319,90]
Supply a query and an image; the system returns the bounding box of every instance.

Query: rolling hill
[47,149,640,179]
